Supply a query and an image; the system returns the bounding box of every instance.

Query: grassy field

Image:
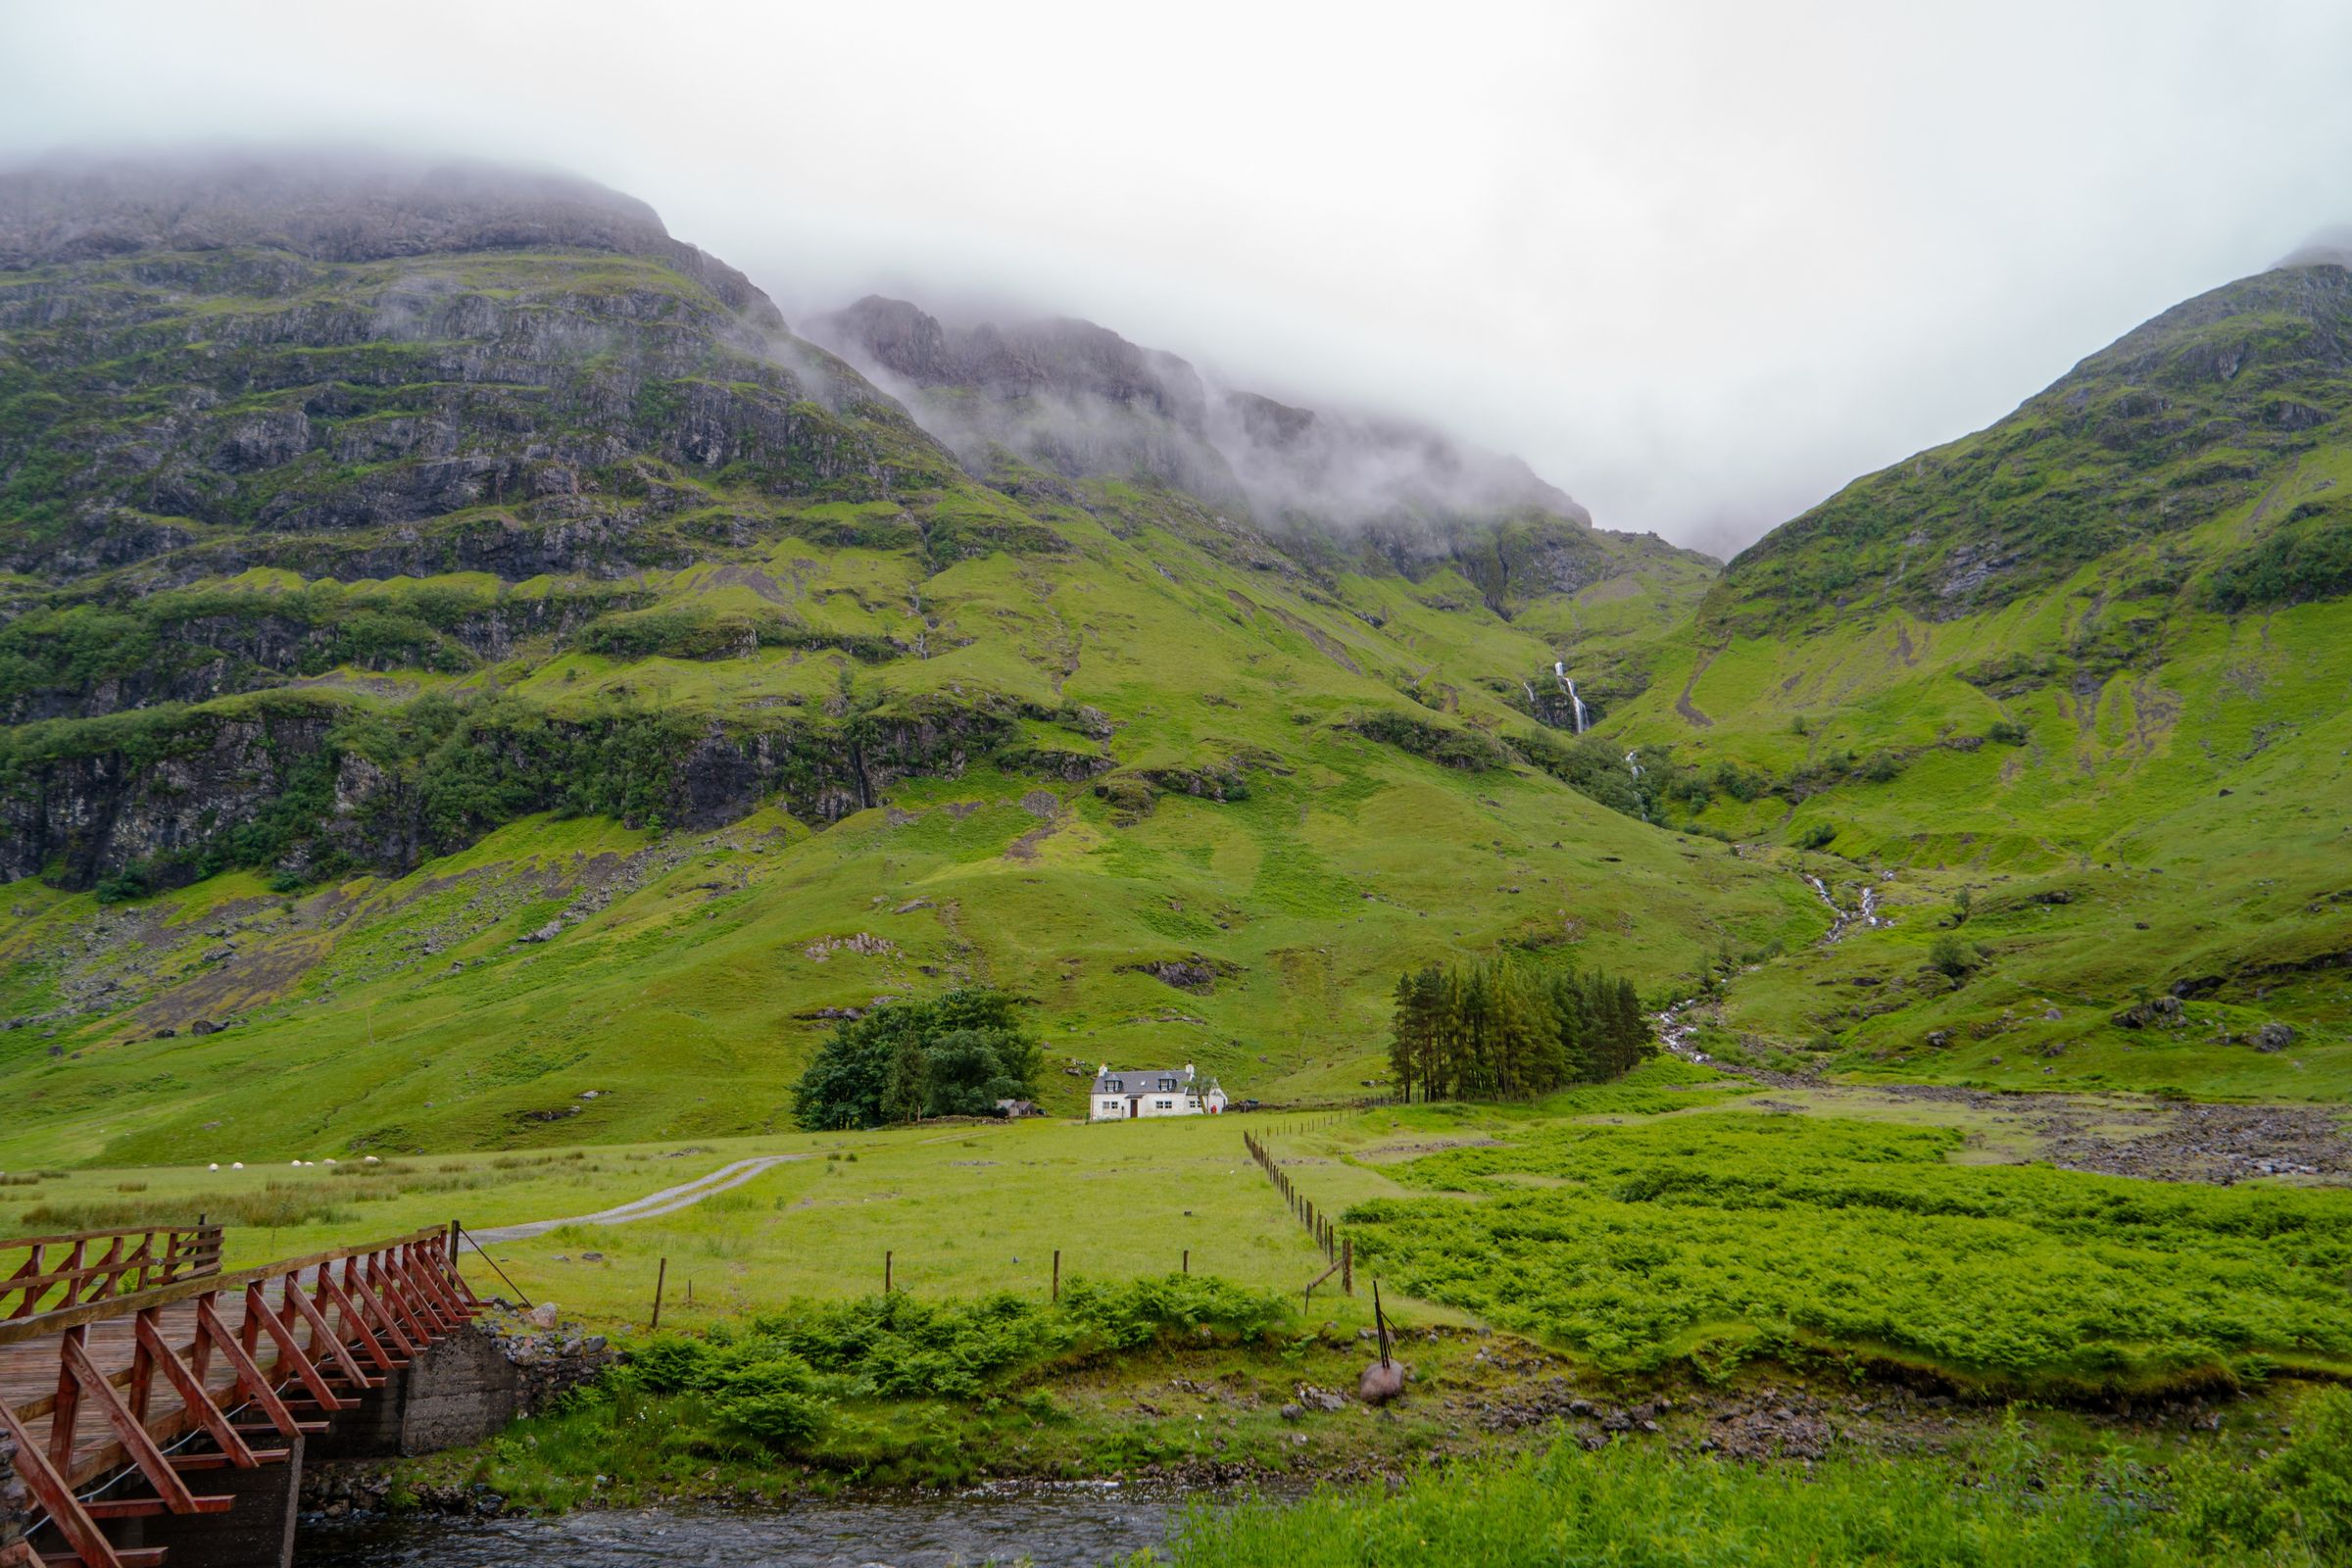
[13,1057,2348,1408]
[0,1112,1413,1334]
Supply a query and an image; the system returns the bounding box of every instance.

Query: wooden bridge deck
[6,1280,309,1489]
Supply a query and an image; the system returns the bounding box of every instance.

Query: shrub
[719,1388,831,1451]
[1707,760,1772,803]
[2177,1386,2352,1559]
[624,1277,1289,1412]
[1929,933,1983,979]
[93,863,153,905]
[2205,502,2352,612]
[1058,1274,1289,1348]
[628,1335,720,1394]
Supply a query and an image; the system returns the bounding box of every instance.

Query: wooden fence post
[1342,1237,1352,1296]
[650,1257,667,1330]
[885,1250,893,1294]
[1182,1249,1190,1275]
[1052,1249,1060,1301]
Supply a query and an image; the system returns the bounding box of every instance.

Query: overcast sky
[9,1,2352,556]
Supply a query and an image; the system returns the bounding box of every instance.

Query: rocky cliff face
[0,234,949,586]
[0,689,1064,892]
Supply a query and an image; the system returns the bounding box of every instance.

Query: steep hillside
[1601,260,2352,1099]
[1711,264,2352,630]
[0,156,1802,1162]
[807,293,1718,727]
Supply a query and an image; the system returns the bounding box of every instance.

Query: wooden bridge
[1,1223,480,1568]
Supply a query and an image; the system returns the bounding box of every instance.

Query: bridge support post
[101,1437,303,1568]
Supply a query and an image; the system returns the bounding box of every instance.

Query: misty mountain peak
[809,293,1587,532]
[0,148,782,326]
[813,296,1206,425]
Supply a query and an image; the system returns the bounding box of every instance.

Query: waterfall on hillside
[1522,679,1538,708]
[1625,749,1642,779]
[1553,662,1588,733]
[1803,872,1887,942]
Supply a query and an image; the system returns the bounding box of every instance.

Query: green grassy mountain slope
[1712,264,2352,629]
[1599,260,2352,1099]
[0,159,1801,1162]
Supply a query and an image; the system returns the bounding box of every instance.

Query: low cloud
[806,295,1586,536]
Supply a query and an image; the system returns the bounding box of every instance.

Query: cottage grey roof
[1092,1066,1196,1096]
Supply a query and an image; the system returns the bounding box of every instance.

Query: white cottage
[1091,1063,1226,1120]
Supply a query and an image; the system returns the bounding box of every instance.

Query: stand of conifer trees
[1387,961,1651,1102]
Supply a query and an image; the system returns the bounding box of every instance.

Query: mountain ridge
[0,155,1786,1158]
[1708,259,2352,632]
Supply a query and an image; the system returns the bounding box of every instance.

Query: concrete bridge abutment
[311,1320,520,1461]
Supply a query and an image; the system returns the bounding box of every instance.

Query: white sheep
[208,1162,220,1171]
[231,1162,244,1170]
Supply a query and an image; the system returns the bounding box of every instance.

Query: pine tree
[1609,977,1649,1076]
[1456,965,1494,1099]
[1542,972,1580,1084]
[1413,965,1448,1101]
[1388,972,1420,1102]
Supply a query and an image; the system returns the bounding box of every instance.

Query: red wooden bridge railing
[0,1224,478,1568]
[3,1228,224,1322]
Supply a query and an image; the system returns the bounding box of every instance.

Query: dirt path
[458,1128,1003,1251]
[460,1154,804,1248]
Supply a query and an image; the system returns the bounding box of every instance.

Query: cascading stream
[1553,662,1588,733]
[1804,872,1886,943]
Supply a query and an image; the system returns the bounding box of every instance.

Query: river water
[296,1484,1227,1566]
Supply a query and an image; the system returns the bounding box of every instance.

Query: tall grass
[22,1183,356,1232]
[19,1166,501,1234]
[1348,1112,2352,1396]
[1160,1394,2352,1568]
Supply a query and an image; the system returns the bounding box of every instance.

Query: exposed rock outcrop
[0,694,1039,891]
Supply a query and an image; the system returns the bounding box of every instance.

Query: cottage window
[1155,1099,1174,1109]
